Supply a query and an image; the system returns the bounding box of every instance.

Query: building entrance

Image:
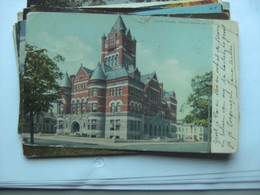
[71,121,80,133]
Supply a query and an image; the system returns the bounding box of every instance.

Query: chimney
[70,75,75,84]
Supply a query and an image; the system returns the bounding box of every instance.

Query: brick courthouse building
[56,16,177,140]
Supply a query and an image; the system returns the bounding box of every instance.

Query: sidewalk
[22,133,209,152]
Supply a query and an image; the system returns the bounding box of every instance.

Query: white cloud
[50,35,94,64]
[30,31,94,65]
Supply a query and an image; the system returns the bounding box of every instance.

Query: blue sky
[26,12,213,119]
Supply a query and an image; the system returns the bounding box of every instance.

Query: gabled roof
[90,63,106,81]
[74,65,92,79]
[59,72,71,88]
[82,66,92,75]
[112,15,127,34]
[141,72,157,84]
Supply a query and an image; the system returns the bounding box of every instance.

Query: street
[22,133,210,153]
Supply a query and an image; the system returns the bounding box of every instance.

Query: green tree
[23,45,64,144]
[184,71,212,126]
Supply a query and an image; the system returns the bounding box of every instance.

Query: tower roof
[90,63,106,81]
[106,68,129,80]
[59,72,72,88]
[112,15,127,34]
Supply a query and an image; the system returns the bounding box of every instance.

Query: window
[71,100,75,114]
[81,99,86,113]
[58,99,64,114]
[110,88,113,96]
[137,121,141,131]
[77,99,81,114]
[111,102,115,113]
[108,56,111,66]
[119,87,123,95]
[88,119,90,130]
[130,102,134,111]
[116,87,119,96]
[112,55,115,67]
[150,124,153,136]
[154,125,157,136]
[134,121,137,132]
[115,55,118,66]
[110,120,115,130]
[91,119,97,130]
[116,119,120,130]
[130,120,133,131]
[116,102,121,112]
[93,88,97,96]
[92,103,97,112]
[134,103,137,111]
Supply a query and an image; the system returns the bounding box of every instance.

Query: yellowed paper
[211,20,239,153]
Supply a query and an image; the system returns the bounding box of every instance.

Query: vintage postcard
[26,0,220,8]
[21,12,238,156]
[25,0,229,20]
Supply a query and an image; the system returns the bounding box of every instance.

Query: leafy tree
[23,45,64,144]
[184,71,212,126]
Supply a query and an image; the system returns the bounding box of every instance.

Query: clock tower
[101,16,137,70]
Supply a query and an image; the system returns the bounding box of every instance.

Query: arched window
[71,100,75,114]
[76,99,81,114]
[112,55,115,67]
[81,99,86,113]
[115,54,118,66]
[116,102,121,112]
[111,102,115,113]
[134,102,138,111]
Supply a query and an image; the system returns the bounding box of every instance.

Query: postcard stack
[13,0,239,158]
